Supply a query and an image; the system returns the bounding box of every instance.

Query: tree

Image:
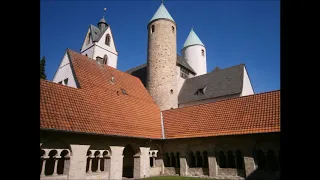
[40,56,47,80]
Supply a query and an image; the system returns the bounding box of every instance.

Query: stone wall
[146,19,178,111]
[40,130,279,180]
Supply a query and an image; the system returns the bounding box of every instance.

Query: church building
[40,2,280,180]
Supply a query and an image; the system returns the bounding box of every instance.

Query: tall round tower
[146,3,178,111]
[181,28,207,76]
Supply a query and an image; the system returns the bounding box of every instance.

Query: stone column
[52,156,61,175]
[179,153,188,176]
[96,157,101,172]
[68,145,90,180]
[40,156,49,177]
[208,152,218,178]
[109,146,125,180]
[87,157,92,173]
[244,156,256,177]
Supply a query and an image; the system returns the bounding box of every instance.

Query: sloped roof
[163,90,280,139]
[90,24,108,42]
[149,3,175,23]
[126,55,196,87]
[40,49,163,139]
[183,28,204,49]
[178,64,245,104]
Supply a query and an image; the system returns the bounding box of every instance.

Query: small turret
[181,28,207,76]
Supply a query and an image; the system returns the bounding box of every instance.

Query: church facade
[40,3,280,180]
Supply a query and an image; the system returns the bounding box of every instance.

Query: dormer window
[121,88,128,95]
[105,34,110,46]
[180,67,189,79]
[195,87,206,95]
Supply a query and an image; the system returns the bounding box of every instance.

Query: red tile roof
[162,90,280,139]
[40,49,163,139]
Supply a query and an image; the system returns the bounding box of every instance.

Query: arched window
[267,150,278,171]
[172,26,175,33]
[203,151,208,168]
[219,151,226,168]
[176,152,180,168]
[151,25,155,34]
[235,150,244,169]
[188,152,195,168]
[201,49,205,56]
[103,55,108,65]
[86,33,91,45]
[170,152,176,167]
[105,34,110,46]
[85,54,88,57]
[164,153,170,167]
[256,149,266,170]
[196,151,202,167]
[227,150,235,168]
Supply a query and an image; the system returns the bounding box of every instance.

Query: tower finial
[161,0,164,4]
[103,8,107,18]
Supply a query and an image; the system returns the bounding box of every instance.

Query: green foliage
[40,56,47,80]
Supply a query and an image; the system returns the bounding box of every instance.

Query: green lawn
[142,176,214,180]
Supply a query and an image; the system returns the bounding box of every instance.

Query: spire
[149,2,174,23]
[182,28,204,49]
[98,8,108,31]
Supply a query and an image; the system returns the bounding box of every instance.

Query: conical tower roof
[149,3,175,23]
[182,28,204,48]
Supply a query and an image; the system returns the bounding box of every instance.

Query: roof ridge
[163,89,280,112]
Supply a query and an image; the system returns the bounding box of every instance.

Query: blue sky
[40,0,280,94]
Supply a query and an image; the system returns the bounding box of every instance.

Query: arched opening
[227,150,235,168]
[172,26,175,33]
[45,150,57,175]
[256,149,266,170]
[188,151,195,168]
[203,151,208,168]
[201,49,205,56]
[40,140,72,177]
[57,150,69,175]
[91,151,101,172]
[236,150,244,169]
[122,144,140,178]
[267,150,277,171]
[219,151,226,168]
[196,151,202,167]
[170,89,173,94]
[170,152,176,167]
[176,152,180,168]
[40,149,45,175]
[103,55,108,65]
[105,34,110,46]
[164,153,170,167]
[151,25,155,34]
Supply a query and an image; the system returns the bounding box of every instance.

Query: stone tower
[182,28,207,76]
[146,3,178,111]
